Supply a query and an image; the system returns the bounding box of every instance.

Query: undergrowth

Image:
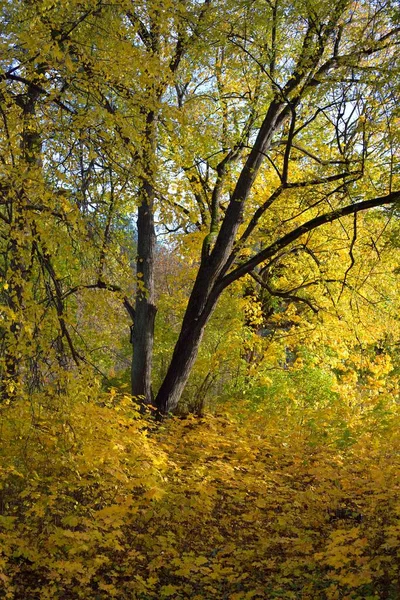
[0,382,399,599]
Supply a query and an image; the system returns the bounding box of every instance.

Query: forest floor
[0,392,399,599]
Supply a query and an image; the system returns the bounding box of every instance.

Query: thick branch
[126,11,152,49]
[4,73,76,114]
[220,191,400,289]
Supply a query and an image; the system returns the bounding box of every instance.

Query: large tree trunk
[155,291,218,415]
[130,181,157,403]
[154,103,287,414]
[155,259,224,414]
[130,111,157,404]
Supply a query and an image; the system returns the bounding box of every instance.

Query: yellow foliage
[0,382,399,598]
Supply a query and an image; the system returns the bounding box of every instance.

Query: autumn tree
[153,0,400,412]
[0,0,399,413]
[0,0,139,395]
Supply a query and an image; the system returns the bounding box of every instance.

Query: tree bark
[130,113,157,404]
[155,278,221,414]
[130,183,157,403]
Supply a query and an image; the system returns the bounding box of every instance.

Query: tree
[0,0,139,395]
[0,0,399,412]
[153,0,400,412]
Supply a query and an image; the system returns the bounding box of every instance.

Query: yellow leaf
[160,584,179,596]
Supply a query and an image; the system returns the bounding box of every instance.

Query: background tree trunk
[131,183,157,403]
[131,113,157,404]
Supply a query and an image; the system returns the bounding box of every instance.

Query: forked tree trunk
[154,104,287,414]
[151,8,400,415]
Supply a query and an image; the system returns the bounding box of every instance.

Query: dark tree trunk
[148,10,400,415]
[154,103,287,414]
[154,104,285,414]
[155,288,218,415]
[131,111,157,404]
[155,260,224,414]
[131,181,157,403]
